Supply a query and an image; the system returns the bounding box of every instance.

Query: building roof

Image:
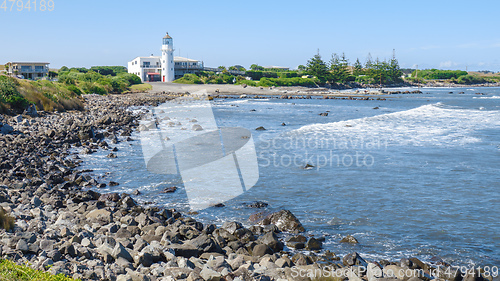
[264,65,289,69]
[7,62,50,65]
[174,56,199,63]
[163,33,172,39]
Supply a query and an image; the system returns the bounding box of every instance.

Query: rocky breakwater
[0,93,493,281]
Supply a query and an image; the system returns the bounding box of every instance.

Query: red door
[163,76,165,82]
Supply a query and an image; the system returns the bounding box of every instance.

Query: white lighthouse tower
[161,32,174,82]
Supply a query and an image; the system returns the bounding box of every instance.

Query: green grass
[128,83,152,93]
[0,260,79,281]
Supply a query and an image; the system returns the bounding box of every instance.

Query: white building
[128,33,204,82]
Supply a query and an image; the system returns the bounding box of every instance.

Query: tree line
[304,51,403,85]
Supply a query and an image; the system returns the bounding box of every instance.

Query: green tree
[306,54,330,83]
[59,66,69,72]
[297,65,306,71]
[365,53,374,74]
[388,50,403,84]
[229,66,237,71]
[218,66,226,71]
[330,53,350,83]
[250,64,264,71]
[353,58,363,76]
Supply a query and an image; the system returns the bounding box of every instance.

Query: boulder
[340,235,359,244]
[252,244,272,257]
[86,209,112,224]
[221,221,243,235]
[343,252,367,267]
[111,242,134,263]
[165,244,200,258]
[257,232,283,252]
[260,209,305,233]
[185,234,221,253]
[305,237,322,250]
[99,193,121,202]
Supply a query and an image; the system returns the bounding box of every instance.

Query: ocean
[78,87,500,267]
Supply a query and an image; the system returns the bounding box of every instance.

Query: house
[5,62,50,79]
[128,33,204,82]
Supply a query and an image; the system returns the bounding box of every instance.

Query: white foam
[292,104,500,147]
[473,96,500,99]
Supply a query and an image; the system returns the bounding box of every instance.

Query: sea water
[79,87,500,267]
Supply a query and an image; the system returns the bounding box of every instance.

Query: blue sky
[1,0,499,71]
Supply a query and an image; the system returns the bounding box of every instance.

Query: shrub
[257,78,277,87]
[257,77,317,87]
[117,73,142,85]
[0,207,14,231]
[236,80,257,87]
[110,77,129,93]
[456,75,485,84]
[66,85,83,96]
[0,76,30,111]
[0,259,80,281]
[174,74,203,84]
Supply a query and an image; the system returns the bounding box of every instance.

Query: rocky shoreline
[0,93,495,281]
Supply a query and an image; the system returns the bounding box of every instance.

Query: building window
[20,65,32,72]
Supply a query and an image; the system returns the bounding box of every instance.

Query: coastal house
[127,33,204,83]
[5,62,50,79]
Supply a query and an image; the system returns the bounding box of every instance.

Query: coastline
[0,93,496,281]
[147,82,500,100]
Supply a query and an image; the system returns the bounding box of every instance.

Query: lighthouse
[161,32,174,82]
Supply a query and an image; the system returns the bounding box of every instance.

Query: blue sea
[79,87,500,267]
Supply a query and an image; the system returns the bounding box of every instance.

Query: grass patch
[129,83,152,93]
[0,259,79,281]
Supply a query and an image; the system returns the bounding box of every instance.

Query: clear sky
[1,0,499,71]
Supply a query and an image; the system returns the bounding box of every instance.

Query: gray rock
[39,239,54,252]
[16,239,29,253]
[0,123,13,134]
[252,244,272,257]
[24,104,38,117]
[200,266,222,281]
[134,251,153,267]
[192,124,203,131]
[116,274,133,281]
[259,209,305,233]
[31,196,42,207]
[305,237,322,250]
[221,221,243,235]
[257,232,283,252]
[112,242,134,262]
[186,234,221,253]
[343,252,367,267]
[340,235,359,244]
[165,244,200,258]
[275,257,293,268]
